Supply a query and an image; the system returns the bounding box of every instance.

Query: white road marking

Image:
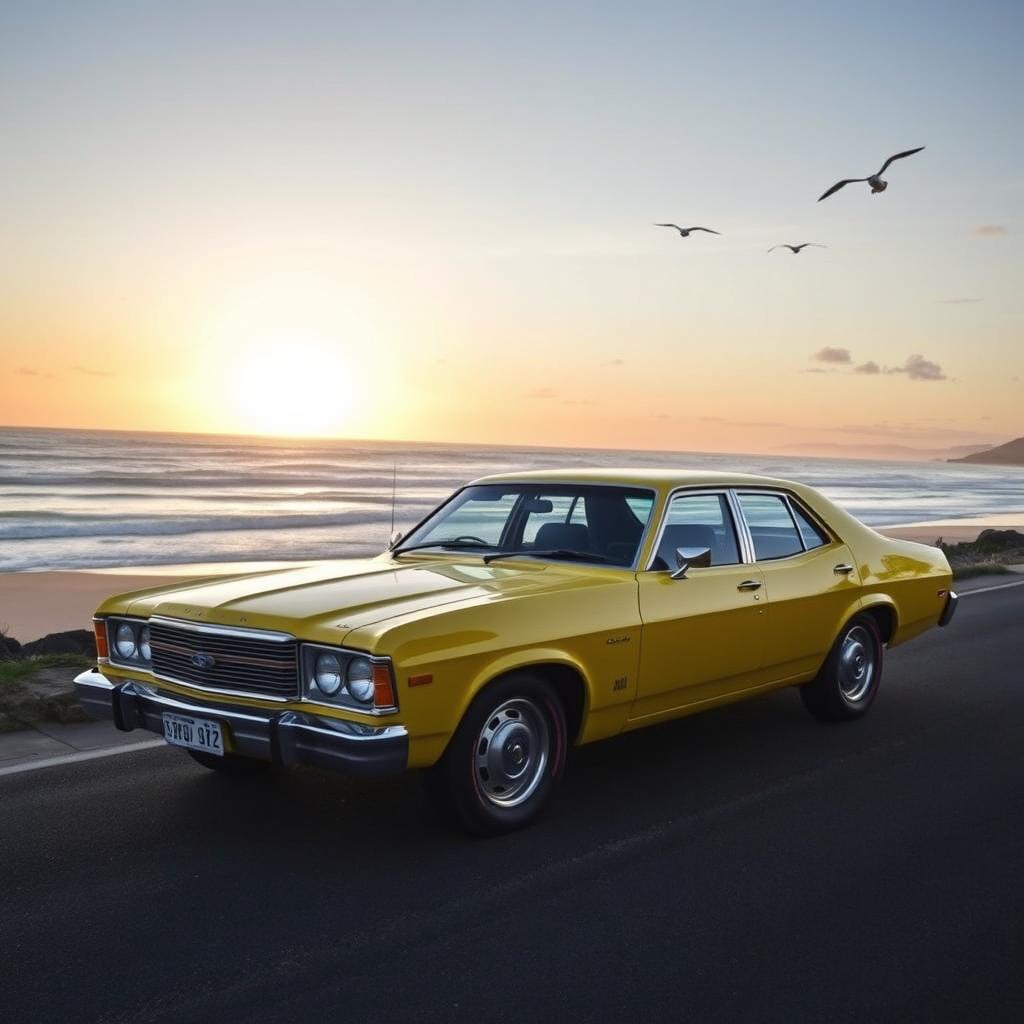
[0,739,165,778]
[959,578,1024,597]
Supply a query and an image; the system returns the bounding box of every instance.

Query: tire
[426,672,567,836]
[186,748,275,777]
[800,612,883,722]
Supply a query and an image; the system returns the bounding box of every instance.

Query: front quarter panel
[342,569,643,767]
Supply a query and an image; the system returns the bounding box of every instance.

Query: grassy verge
[951,562,1013,581]
[0,653,95,732]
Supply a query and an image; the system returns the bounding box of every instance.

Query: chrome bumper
[74,670,408,776]
[938,590,959,627]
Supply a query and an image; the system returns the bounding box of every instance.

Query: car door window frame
[731,488,836,564]
[644,488,753,570]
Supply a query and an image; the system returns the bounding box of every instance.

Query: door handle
[737,579,762,591]
[833,563,855,575]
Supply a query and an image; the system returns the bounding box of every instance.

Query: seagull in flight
[654,224,721,237]
[817,146,925,201]
[767,243,827,254]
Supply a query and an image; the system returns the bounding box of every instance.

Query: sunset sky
[1,1,1021,457]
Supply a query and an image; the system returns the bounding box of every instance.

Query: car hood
[101,555,616,645]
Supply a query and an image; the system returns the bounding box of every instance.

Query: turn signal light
[93,619,109,660]
[408,673,433,687]
[373,662,397,709]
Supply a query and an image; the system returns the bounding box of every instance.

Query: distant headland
[951,437,1024,466]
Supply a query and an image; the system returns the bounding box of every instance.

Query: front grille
[149,618,299,700]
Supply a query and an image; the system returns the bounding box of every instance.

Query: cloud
[697,415,784,428]
[522,387,557,399]
[16,367,57,380]
[812,346,851,364]
[853,361,881,375]
[972,224,1007,237]
[74,365,116,377]
[887,354,947,381]
[601,358,625,367]
[936,297,983,304]
[801,367,830,374]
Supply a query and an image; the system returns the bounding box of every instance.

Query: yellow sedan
[75,469,956,834]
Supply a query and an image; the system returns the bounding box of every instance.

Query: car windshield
[396,483,655,567]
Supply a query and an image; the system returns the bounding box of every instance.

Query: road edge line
[0,739,165,778]
[959,578,1024,597]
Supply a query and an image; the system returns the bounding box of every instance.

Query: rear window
[790,502,829,550]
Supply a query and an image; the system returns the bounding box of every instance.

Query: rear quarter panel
[796,486,953,648]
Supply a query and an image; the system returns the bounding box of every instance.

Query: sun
[218,338,370,438]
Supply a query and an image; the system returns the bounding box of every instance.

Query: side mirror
[388,530,404,550]
[671,545,712,579]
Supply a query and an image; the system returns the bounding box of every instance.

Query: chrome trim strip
[75,672,407,739]
[725,489,756,565]
[149,615,295,643]
[74,670,116,692]
[150,670,294,703]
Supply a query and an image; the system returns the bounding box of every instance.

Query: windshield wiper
[393,540,496,555]
[481,548,616,565]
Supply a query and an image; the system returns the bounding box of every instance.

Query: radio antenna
[389,462,398,542]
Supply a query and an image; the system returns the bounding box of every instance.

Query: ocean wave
[0,510,401,541]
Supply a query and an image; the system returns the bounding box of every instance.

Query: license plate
[163,713,224,756]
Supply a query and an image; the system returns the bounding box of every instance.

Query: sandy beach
[2,520,1021,643]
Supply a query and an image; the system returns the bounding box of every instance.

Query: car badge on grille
[190,652,216,670]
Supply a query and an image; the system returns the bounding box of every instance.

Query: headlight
[301,645,397,713]
[115,622,137,659]
[139,625,152,661]
[314,652,343,696]
[346,657,374,704]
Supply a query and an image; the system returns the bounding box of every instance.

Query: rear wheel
[800,613,883,722]
[427,672,567,836]
[186,748,275,776]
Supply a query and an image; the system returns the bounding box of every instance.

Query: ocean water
[1,426,1022,573]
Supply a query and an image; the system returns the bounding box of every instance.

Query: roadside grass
[0,653,94,732]
[0,652,94,685]
[951,561,1014,581]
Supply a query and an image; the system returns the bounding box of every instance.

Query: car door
[632,491,767,723]
[734,491,862,682]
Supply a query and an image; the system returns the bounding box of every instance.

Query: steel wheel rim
[838,625,875,703]
[474,698,550,808]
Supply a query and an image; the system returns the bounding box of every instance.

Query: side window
[652,493,740,569]
[790,501,829,550]
[737,493,803,560]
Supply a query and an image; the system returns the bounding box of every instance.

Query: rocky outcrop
[951,437,1024,466]
[20,629,96,659]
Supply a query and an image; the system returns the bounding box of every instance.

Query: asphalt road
[3,585,1022,1024]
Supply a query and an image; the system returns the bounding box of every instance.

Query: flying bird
[654,224,721,237]
[817,146,925,201]
[767,243,827,254]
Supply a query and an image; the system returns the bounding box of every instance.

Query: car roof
[469,467,801,492]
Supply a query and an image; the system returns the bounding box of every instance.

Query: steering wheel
[449,535,491,546]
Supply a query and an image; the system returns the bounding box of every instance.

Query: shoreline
[2,518,1022,642]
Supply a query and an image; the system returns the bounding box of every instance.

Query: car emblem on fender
[190,652,216,670]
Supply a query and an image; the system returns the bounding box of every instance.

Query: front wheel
[427,673,567,836]
[800,613,883,722]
